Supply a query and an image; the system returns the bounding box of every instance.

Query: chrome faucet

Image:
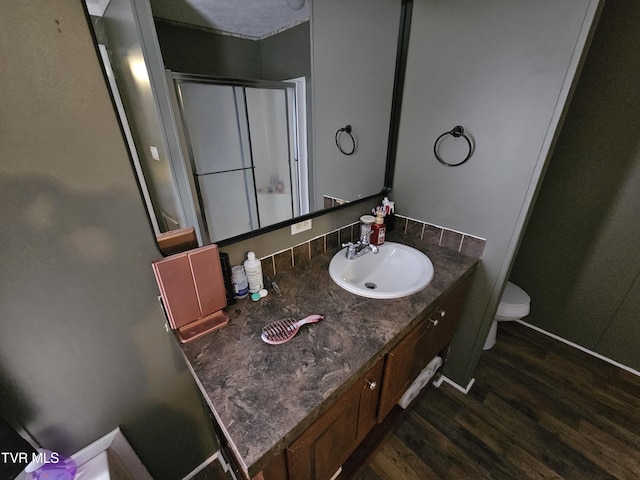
[342,215,380,259]
[342,239,379,260]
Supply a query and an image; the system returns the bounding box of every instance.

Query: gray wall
[393,0,601,386]
[155,20,311,82]
[0,1,217,478]
[260,23,311,82]
[510,0,640,370]
[155,20,261,78]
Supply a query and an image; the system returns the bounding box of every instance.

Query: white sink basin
[329,242,434,299]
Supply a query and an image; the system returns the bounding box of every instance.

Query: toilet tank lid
[501,281,530,307]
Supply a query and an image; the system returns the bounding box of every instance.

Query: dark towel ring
[335,125,356,155]
[433,126,473,167]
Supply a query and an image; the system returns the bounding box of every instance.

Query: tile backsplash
[259,222,358,276]
[256,214,485,276]
[394,215,486,258]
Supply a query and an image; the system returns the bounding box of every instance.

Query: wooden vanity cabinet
[263,278,472,480]
[285,359,384,480]
[377,279,471,420]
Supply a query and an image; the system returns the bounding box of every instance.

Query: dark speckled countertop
[181,232,478,478]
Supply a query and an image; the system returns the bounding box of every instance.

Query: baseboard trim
[183,450,236,480]
[517,320,640,378]
[433,374,476,394]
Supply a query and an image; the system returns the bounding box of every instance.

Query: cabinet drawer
[428,279,470,357]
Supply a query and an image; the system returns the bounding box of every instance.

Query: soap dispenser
[370,211,386,246]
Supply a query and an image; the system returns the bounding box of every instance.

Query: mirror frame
[86,0,413,251]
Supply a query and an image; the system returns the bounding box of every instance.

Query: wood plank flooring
[352,321,640,480]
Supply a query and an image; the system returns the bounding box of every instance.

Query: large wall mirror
[86,0,411,248]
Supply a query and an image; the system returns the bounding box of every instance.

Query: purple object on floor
[26,450,76,480]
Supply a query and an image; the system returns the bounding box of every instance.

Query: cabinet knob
[437,308,446,318]
[365,380,377,390]
[429,318,439,326]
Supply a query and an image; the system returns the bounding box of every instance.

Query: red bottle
[370,211,386,246]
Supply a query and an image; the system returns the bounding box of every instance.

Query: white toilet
[483,281,530,350]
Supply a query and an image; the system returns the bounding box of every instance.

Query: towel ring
[433,126,473,167]
[335,125,356,156]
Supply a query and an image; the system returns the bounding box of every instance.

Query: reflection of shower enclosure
[170,73,304,243]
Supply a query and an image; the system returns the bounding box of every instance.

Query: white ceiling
[148,0,310,40]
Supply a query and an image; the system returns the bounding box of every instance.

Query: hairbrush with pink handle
[261,314,324,345]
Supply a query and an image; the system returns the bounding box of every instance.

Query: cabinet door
[377,279,471,421]
[377,317,432,421]
[286,360,383,480]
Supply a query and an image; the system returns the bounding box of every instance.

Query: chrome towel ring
[433,125,473,167]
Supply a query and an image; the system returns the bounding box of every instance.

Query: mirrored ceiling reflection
[149,0,310,39]
[89,0,404,246]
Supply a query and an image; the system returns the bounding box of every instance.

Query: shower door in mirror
[171,74,303,243]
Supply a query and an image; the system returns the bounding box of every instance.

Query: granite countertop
[181,232,478,478]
